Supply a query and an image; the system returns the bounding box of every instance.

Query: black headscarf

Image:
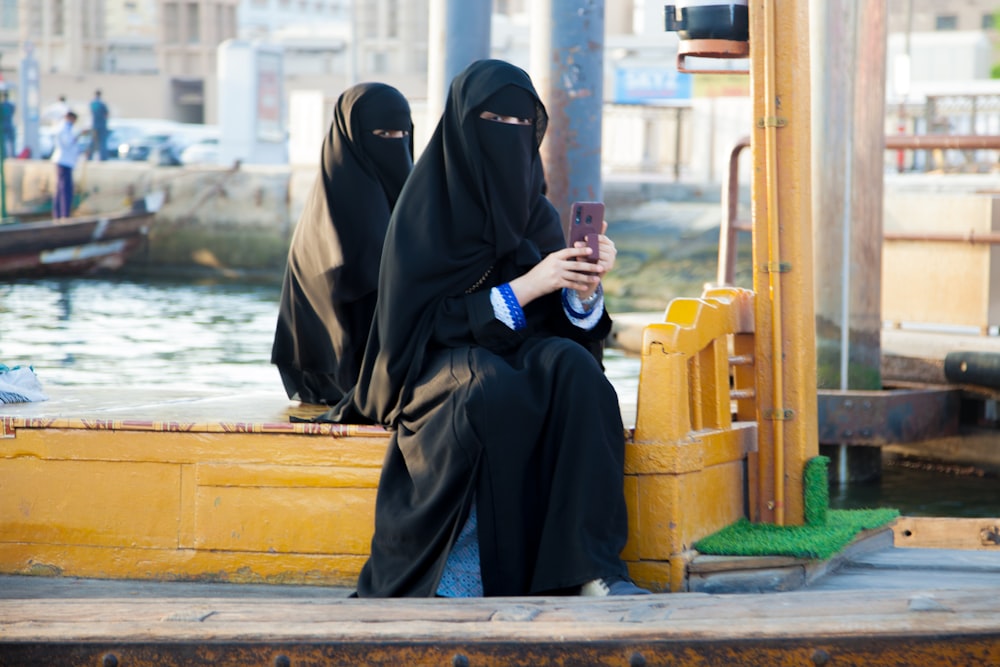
[347,60,566,426]
[308,82,413,299]
[271,83,412,400]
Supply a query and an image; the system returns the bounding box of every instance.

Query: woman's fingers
[597,236,617,273]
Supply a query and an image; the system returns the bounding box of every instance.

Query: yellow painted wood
[2,427,388,468]
[193,486,375,554]
[632,288,757,589]
[196,463,380,488]
[627,559,674,593]
[621,474,640,562]
[0,543,366,586]
[893,516,1000,551]
[625,426,754,476]
[636,460,745,561]
[1,458,182,548]
[0,389,386,584]
[749,0,818,525]
[178,463,198,549]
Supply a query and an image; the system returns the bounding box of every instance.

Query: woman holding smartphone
[325,60,649,598]
[272,83,413,405]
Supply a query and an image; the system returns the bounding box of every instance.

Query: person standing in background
[89,90,109,160]
[52,110,81,219]
[0,91,16,159]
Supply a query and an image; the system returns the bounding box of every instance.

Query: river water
[2,276,997,517]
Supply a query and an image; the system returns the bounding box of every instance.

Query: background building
[0,1,997,175]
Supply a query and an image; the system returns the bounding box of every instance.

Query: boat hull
[0,208,153,279]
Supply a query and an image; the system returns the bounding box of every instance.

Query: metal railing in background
[716,134,1000,287]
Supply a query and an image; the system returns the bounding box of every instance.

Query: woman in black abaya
[333,60,648,597]
[271,83,413,405]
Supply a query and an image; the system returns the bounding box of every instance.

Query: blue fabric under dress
[436,501,484,597]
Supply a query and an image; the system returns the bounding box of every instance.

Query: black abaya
[271,83,412,405]
[326,60,630,597]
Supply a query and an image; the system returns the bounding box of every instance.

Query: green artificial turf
[693,456,900,561]
[693,508,900,560]
[803,455,830,526]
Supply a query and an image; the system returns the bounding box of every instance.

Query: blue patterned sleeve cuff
[562,285,604,329]
[490,283,527,331]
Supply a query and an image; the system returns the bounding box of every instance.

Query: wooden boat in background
[0,191,163,279]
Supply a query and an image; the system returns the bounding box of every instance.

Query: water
[2,276,996,517]
[1,277,281,392]
[829,464,1000,518]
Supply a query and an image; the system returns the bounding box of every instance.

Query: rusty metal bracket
[759,261,792,273]
[756,116,787,128]
[817,387,961,446]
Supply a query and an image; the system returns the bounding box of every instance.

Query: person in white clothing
[52,110,81,219]
[42,95,69,127]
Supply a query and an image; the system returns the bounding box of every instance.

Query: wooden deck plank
[850,547,1000,572]
[2,576,999,666]
[807,566,1000,591]
[2,588,999,642]
[894,516,1000,550]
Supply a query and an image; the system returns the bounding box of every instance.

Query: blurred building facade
[887,1,1000,33]
[0,1,997,176]
[2,0,422,125]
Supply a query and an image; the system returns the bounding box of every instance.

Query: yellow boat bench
[0,289,758,593]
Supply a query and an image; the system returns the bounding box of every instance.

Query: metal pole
[348,0,359,86]
[530,0,605,233]
[19,43,40,161]
[0,122,6,220]
[426,0,492,128]
[809,0,887,483]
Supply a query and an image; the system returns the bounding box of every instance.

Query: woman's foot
[579,575,652,596]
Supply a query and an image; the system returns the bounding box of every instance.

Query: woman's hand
[508,221,616,307]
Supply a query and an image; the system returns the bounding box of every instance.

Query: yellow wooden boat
[3,3,1000,664]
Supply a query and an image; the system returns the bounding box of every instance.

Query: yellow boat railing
[624,286,758,591]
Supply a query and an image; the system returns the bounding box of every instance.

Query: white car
[179,136,220,166]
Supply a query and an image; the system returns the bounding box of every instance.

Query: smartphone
[568,201,604,264]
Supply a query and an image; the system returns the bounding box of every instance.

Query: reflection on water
[829,464,999,518]
[2,277,996,517]
[1,277,284,392]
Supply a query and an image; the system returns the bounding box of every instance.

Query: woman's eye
[478,111,532,125]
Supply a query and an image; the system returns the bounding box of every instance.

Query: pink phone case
[569,201,604,263]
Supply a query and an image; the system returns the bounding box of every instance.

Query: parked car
[178,136,221,166]
[118,133,185,166]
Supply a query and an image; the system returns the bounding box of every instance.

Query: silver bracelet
[580,285,602,307]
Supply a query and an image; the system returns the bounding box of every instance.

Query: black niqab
[271,82,412,404]
[348,61,563,426]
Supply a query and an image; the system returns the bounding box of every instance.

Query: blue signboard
[614,67,692,104]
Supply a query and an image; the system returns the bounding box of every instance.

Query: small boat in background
[0,192,163,279]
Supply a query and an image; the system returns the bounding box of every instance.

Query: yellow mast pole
[749,0,819,525]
